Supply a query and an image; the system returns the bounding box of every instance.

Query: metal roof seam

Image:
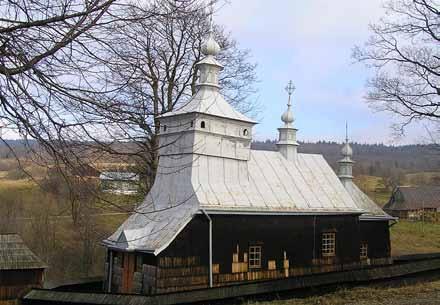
[266,151,297,208]
[295,154,326,209]
[254,151,283,207]
[312,154,355,210]
[280,153,312,209]
[302,154,339,209]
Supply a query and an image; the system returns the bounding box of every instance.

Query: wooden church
[103,29,395,294]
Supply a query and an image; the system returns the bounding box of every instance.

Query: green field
[354,175,390,206]
[391,220,440,256]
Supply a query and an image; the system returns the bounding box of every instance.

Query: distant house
[99,171,140,195]
[0,234,46,301]
[384,186,440,220]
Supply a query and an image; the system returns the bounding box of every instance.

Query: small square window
[322,232,336,257]
[249,245,262,269]
[360,243,368,259]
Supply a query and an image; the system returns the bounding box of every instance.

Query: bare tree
[56,0,258,192]
[0,0,257,213]
[353,0,440,133]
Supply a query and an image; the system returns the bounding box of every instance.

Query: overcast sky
[216,0,426,145]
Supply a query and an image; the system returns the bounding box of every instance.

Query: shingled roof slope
[0,234,47,270]
[384,186,440,211]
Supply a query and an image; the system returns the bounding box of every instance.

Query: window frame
[321,232,336,257]
[248,245,262,269]
[360,243,368,259]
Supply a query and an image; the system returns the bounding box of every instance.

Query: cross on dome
[285,80,296,106]
[281,80,295,126]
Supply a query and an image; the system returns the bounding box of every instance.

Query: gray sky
[216,0,426,144]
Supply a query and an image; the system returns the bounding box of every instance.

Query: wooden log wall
[105,215,392,294]
[152,255,392,293]
[0,270,43,301]
[155,256,209,294]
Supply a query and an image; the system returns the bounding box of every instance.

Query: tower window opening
[243,129,249,136]
[163,125,167,132]
[190,120,194,128]
[201,121,206,128]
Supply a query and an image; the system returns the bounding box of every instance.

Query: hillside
[252,140,440,179]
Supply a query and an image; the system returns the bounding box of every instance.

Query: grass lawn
[354,175,390,206]
[391,220,440,256]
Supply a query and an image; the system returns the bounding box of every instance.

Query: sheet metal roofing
[344,180,394,220]
[159,88,256,124]
[105,151,367,254]
[384,186,440,211]
[0,234,47,270]
[99,171,139,181]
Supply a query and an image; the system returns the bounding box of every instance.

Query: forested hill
[251,140,440,177]
[1,139,439,178]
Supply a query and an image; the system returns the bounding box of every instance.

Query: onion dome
[341,141,353,157]
[201,32,220,56]
[281,105,294,126]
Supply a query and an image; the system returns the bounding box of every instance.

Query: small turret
[276,80,299,162]
[338,123,354,187]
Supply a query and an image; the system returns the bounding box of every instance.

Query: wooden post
[108,251,113,293]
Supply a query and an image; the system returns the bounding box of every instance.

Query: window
[322,232,336,257]
[163,125,167,132]
[360,243,368,259]
[243,129,249,136]
[190,120,194,127]
[249,245,262,268]
[200,121,206,128]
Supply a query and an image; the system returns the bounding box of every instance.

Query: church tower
[338,124,354,187]
[277,81,299,162]
[158,29,256,161]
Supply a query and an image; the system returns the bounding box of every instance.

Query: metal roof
[343,180,395,220]
[384,185,440,211]
[0,234,47,270]
[99,171,139,181]
[159,88,256,124]
[104,150,365,254]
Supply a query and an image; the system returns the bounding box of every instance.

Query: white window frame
[248,245,262,269]
[322,232,336,257]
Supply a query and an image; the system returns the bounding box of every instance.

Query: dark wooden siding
[360,221,391,259]
[210,214,361,272]
[162,214,362,268]
[107,214,392,294]
[0,269,44,300]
